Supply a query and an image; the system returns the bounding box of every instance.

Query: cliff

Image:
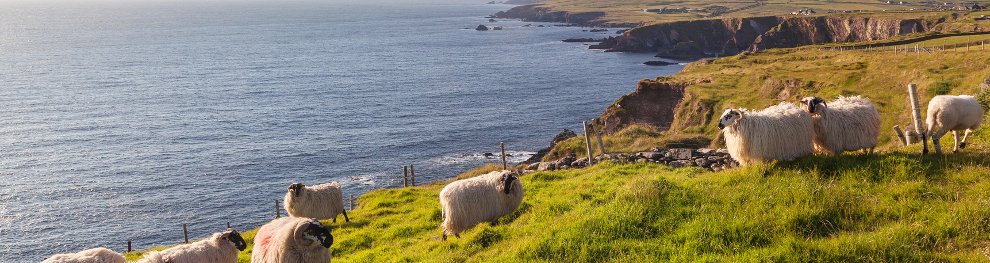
[604,15,949,59]
[598,78,688,134]
[493,4,634,27]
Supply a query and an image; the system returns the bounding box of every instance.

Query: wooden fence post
[410,164,415,186]
[403,166,408,187]
[226,222,231,229]
[908,84,928,154]
[593,121,607,156]
[582,121,594,165]
[349,194,355,210]
[182,224,189,244]
[127,240,132,252]
[500,142,507,170]
[893,125,908,146]
[275,199,280,219]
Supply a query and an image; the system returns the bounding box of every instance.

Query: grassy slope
[537,0,990,24]
[129,150,990,262]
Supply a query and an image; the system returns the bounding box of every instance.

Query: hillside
[127,152,990,262]
[507,0,990,25]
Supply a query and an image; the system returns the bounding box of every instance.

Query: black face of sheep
[500,174,517,194]
[288,183,305,196]
[225,229,248,251]
[305,222,334,248]
[800,97,827,114]
[717,109,742,129]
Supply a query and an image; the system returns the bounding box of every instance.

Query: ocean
[0,0,682,261]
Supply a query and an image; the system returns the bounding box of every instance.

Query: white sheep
[285,182,350,223]
[800,96,881,155]
[717,102,815,166]
[136,229,247,263]
[250,217,333,263]
[41,247,126,263]
[439,170,523,240]
[925,95,984,154]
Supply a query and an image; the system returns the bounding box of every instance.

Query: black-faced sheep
[439,170,523,240]
[800,96,881,155]
[285,182,349,223]
[250,217,333,263]
[717,102,814,165]
[926,95,984,154]
[41,247,126,263]
[136,229,247,263]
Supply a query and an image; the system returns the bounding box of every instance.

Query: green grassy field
[128,150,990,262]
[536,0,990,25]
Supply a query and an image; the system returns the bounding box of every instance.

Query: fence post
[410,164,415,186]
[893,125,908,146]
[182,224,189,244]
[500,142,507,170]
[403,166,408,187]
[908,84,928,154]
[582,121,594,165]
[593,121,607,156]
[127,240,132,252]
[226,222,231,229]
[275,199,280,219]
[349,194,355,210]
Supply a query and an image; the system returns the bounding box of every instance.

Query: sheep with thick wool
[800,96,881,155]
[717,102,815,166]
[250,217,333,263]
[925,95,984,154]
[285,181,349,223]
[136,229,247,263]
[439,170,523,240]
[42,247,126,263]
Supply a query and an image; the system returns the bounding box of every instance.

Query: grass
[129,149,990,262]
[533,0,990,25]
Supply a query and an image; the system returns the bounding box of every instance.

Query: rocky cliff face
[598,78,688,134]
[604,15,942,59]
[492,5,631,27]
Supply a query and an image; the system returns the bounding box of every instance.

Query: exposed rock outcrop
[598,78,688,134]
[493,5,631,27]
[601,15,948,59]
[528,148,740,172]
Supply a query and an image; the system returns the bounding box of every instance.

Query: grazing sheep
[285,182,350,223]
[800,96,881,155]
[926,95,984,154]
[717,102,815,166]
[136,229,247,263]
[42,247,126,263]
[439,170,523,240]
[250,217,333,263]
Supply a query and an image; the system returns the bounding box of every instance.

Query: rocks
[493,26,504,30]
[562,38,602,43]
[589,28,609,32]
[527,147,739,172]
[476,25,489,31]
[643,60,676,66]
[489,18,498,22]
[523,129,578,163]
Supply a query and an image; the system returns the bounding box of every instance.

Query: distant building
[791,8,817,15]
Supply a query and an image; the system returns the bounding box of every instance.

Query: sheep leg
[952,130,960,153]
[342,210,350,222]
[869,147,875,155]
[442,232,447,241]
[931,127,947,154]
[960,129,973,149]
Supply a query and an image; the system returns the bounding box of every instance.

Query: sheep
[284,181,350,223]
[136,229,247,263]
[799,96,881,155]
[717,102,815,166]
[439,170,523,240]
[250,217,333,263]
[925,95,984,154]
[41,247,126,263]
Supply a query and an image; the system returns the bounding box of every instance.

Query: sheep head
[499,172,518,195]
[799,97,827,114]
[288,183,305,197]
[294,219,333,248]
[221,228,248,251]
[717,109,744,129]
